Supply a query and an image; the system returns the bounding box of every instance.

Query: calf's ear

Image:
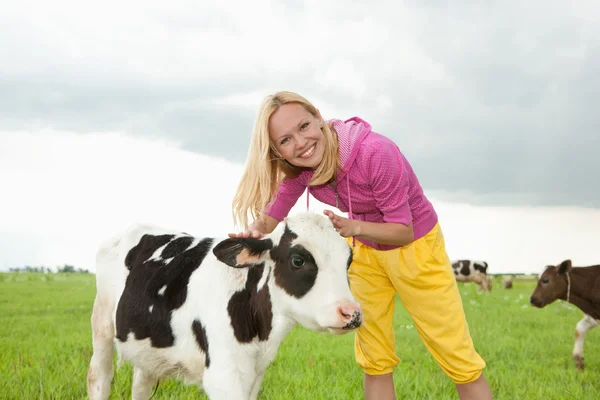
[213,238,274,268]
[557,259,572,275]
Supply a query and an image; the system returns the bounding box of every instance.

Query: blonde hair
[232,91,340,229]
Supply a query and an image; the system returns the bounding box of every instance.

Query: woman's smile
[298,144,316,159]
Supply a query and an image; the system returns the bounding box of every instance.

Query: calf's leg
[131,367,158,400]
[87,297,116,400]
[481,276,491,293]
[203,363,251,400]
[573,315,599,371]
[249,372,266,400]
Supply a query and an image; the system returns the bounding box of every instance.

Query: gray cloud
[1,1,598,208]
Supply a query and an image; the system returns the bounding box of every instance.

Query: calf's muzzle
[337,303,363,330]
[530,296,544,307]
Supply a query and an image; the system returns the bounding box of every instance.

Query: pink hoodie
[265,117,438,250]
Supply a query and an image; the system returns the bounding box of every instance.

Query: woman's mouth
[298,144,316,159]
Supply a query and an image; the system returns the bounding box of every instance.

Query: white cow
[87,212,362,400]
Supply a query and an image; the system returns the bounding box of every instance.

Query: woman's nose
[295,134,308,148]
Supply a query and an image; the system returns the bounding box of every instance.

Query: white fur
[573,314,599,370]
[87,212,361,400]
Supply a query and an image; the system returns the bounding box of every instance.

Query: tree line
[8,265,90,273]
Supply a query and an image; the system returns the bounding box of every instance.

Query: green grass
[0,273,598,399]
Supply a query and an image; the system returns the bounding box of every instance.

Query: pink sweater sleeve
[367,141,412,225]
[264,172,309,221]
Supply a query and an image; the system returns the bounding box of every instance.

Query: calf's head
[530,259,572,308]
[214,212,362,334]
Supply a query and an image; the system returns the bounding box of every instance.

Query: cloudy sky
[1,1,599,274]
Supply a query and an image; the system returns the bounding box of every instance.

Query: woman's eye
[291,256,305,268]
[280,137,290,145]
[300,122,309,130]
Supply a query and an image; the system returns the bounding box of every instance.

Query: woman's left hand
[323,210,360,237]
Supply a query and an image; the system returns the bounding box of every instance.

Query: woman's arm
[323,210,414,246]
[249,213,280,234]
[354,220,414,246]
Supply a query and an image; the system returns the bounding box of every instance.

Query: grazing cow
[87,212,362,400]
[502,276,514,289]
[451,260,492,292]
[530,259,600,371]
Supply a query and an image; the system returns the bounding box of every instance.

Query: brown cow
[529,259,600,370]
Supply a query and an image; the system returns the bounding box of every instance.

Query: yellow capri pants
[347,222,486,384]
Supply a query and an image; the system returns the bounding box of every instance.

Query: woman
[230,91,493,400]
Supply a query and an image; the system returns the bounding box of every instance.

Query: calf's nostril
[337,307,352,321]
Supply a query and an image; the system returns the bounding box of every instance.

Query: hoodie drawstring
[347,173,355,247]
[305,174,355,247]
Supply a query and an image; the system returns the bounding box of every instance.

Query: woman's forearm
[250,213,280,234]
[354,220,414,246]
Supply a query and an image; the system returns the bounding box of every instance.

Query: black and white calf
[87,212,362,400]
[451,259,492,293]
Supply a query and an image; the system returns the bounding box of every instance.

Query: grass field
[1,272,598,400]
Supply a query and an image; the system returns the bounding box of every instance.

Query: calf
[530,259,600,370]
[87,212,362,400]
[451,259,492,293]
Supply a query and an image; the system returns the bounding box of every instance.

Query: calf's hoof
[573,354,585,371]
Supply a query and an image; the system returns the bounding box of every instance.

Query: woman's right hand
[228,215,276,239]
[227,229,264,239]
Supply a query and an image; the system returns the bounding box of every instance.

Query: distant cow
[503,276,514,289]
[530,259,600,371]
[451,260,492,292]
[87,212,362,400]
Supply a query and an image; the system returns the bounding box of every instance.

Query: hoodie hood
[329,117,372,178]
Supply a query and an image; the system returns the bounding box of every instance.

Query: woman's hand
[228,213,278,239]
[227,229,264,239]
[324,210,414,246]
[323,210,360,237]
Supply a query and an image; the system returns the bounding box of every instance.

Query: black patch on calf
[227,263,273,343]
[116,235,214,348]
[146,238,214,310]
[271,226,319,298]
[192,319,210,368]
[347,246,353,270]
[459,260,471,276]
[474,262,487,274]
[125,234,175,269]
[162,236,195,259]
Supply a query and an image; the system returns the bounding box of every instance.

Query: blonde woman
[230,91,493,400]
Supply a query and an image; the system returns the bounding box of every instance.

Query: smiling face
[268,103,325,169]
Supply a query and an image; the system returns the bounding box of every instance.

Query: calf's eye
[291,255,305,268]
[541,278,549,284]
